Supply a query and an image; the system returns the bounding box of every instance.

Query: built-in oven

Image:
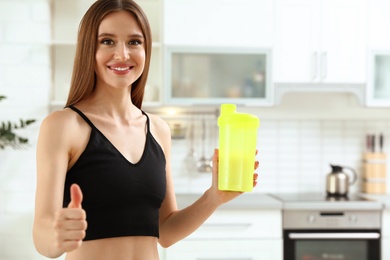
[283,210,381,260]
[271,193,383,260]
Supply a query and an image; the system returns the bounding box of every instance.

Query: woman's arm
[33,111,87,258]
[152,114,258,248]
[159,149,258,248]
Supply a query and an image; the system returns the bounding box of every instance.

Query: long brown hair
[65,0,152,109]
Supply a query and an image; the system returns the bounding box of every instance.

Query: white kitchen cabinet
[165,47,273,106]
[366,0,390,107]
[50,0,163,107]
[163,0,275,106]
[165,240,282,260]
[164,209,283,260]
[366,52,390,107]
[163,0,275,48]
[367,0,390,49]
[274,0,367,84]
[382,209,390,259]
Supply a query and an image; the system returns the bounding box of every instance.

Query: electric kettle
[326,164,357,196]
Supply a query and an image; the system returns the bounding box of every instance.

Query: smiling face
[95,10,146,91]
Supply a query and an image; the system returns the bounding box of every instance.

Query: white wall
[0,0,51,259]
[1,1,390,259]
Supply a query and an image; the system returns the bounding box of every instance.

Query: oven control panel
[283,210,381,229]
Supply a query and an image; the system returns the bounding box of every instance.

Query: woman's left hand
[208,148,259,206]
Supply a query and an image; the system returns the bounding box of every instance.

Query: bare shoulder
[40,108,81,133]
[38,108,88,147]
[145,112,171,149]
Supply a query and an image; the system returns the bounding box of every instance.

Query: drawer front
[187,209,281,239]
[165,239,283,260]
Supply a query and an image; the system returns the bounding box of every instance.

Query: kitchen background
[1,0,390,259]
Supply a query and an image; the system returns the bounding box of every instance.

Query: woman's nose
[114,43,130,61]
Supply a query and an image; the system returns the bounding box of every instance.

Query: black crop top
[63,106,166,241]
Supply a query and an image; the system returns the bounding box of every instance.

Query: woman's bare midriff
[65,236,160,260]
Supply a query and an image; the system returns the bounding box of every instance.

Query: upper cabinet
[163,0,275,106]
[51,0,390,108]
[367,52,390,107]
[367,0,390,49]
[163,0,275,48]
[165,47,272,106]
[366,0,390,107]
[274,0,367,84]
[50,0,163,107]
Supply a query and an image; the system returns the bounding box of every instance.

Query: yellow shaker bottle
[218,104,260,192]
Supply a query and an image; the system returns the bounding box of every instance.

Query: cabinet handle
[289,232,380,240]
[321,51,327,79]
[311,52,318,80]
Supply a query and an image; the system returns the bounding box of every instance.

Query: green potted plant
[0,95,36,149]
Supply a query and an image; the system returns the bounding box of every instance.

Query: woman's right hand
[54,184,87,252]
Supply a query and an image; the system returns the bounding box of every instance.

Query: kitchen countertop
[175,193,283,210]
[360,193,390,209]
[276,199,383,211]
[270,193,384,211]
[175,192,390,211]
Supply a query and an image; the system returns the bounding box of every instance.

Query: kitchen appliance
[326,164,357,196]
[271,193,382,260]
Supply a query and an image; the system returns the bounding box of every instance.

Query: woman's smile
[107,64,134,75]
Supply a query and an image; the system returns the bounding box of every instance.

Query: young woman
[33,1,258,259]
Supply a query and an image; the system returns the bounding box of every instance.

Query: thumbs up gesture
[54,184,87,252]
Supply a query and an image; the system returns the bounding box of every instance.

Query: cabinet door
[320,0,367,83]
[165,48,272,106]
[368,0,390,49]
[187,210,281,240]
[366,52,390,106]
[274,0,321,83]
[165,240,282,260]
[164,0,275,48]
[274,0,367,84]
[366,0,390,106]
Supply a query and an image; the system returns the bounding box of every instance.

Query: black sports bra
[63,106,166,240]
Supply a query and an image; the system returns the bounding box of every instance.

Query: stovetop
[270,193,383,210]
[271,192,373,202]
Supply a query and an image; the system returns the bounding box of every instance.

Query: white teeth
[111,67,129,71]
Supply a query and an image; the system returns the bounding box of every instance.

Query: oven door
[284,229,381,260]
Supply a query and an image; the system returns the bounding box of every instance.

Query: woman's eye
[101,39,114,45]
[129,40,142,46]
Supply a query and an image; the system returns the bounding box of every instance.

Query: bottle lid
[218,104,259,127]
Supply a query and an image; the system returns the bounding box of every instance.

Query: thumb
[68,184,83,209]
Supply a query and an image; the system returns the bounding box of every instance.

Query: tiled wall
[1,1,390,259]
[169,116,390,195]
